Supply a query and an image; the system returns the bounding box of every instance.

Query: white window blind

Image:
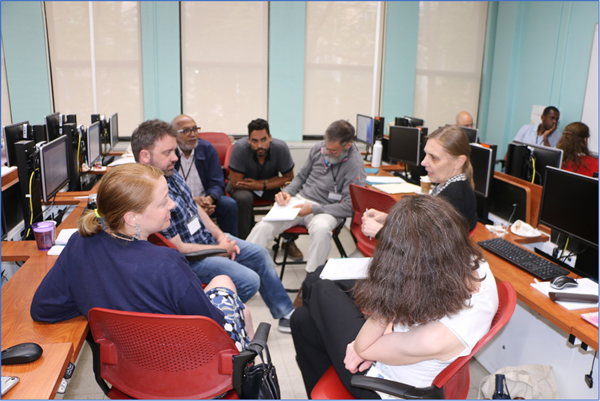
[45,1,144,138]
[181,2,268,135]
[413,1,488,131]
[2,44,11,128]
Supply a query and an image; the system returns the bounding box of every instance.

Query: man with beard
[172,115,238,236]
[131,119,295,333]
[246,120,366,274]
[227,118,296,243]
[513,106,561,147]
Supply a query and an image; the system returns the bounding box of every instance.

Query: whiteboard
[581,23,598,153]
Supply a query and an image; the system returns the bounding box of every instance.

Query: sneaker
[279,318,292,333]
[287,240,303,260]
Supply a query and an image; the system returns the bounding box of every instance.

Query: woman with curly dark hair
[556,122,598,177]
[291,195,498,399]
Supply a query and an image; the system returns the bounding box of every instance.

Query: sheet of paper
[320,257,371,280]
[530,278,598,310]
[262,198,304,221]
[1,166,17,177]
[371,183,421,194]
[55,228,78,245]
[108,155,136,166]
[366,176,406,184]
[47,245,65,256]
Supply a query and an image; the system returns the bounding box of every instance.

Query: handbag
[479,364,559,399]
[242,338,281,399]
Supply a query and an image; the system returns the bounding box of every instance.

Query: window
[45,1,144,137]
[181,2,268,135]
[304,1,383,137]
[413,1,488,130]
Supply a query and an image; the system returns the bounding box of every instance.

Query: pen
[366,209,372,240]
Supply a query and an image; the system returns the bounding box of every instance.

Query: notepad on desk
[262,198,304,221]
[320,257,371,280]
[371,183,421,194]
[366,176,405,185]
[531,278,598,310]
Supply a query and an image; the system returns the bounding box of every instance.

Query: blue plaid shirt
[161,170,217,245]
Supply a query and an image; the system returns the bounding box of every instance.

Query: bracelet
[263,182,267,191]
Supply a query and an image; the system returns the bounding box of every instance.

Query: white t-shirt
[365,261,499,397]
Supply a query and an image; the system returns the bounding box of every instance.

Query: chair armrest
[351,375,444,399]
[232,322,271,398]
[183,248,227,261]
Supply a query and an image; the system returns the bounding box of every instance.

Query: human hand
[275,191,291,206]
[344,341,373,374]
[542,122,557,140]
[294,203,313,217]
[236,178,261,191]
[362,209,388,224]
[362,218,383,238]
[218,237,239,261]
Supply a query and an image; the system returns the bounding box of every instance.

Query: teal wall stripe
[380,1,419,135]
[140,1,181,122]
[1,1,52,125]
[268,2,306,141]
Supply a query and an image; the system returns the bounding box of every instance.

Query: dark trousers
[226,184,279,239]
[291,267,378,399]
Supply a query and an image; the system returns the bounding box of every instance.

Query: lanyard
[330,164,341,193]
[181,161,194,181]
[170,179,197,219]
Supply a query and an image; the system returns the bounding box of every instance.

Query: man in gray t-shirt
[226,118,295,240]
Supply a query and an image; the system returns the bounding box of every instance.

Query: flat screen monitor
[460,126,478,143]
[469,143,494,197]
[388,126,422,166]
[39,135,70,203]
[489,178,528,224]
[539,167,598,250]
[109,113,119,150]
[355,114,374,146]
[404,116,424,127]
[45,112,62,142]
[395,117,411,127]
[3,121,31,167]
[87,121,102,166]
[513,141,563,185]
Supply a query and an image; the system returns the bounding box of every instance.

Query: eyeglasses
[177,126,200,135]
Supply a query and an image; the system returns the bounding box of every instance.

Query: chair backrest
[198,132,232,166]
[88,307,240,399]
[432,281,517,399]
[349,184,398,257]
[147,232,177,249]
[223,142,234,181]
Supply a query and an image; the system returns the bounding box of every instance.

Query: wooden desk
[1,343,73,399]
[1,168,19,191]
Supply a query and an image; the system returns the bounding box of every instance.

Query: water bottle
[371,140,383,168]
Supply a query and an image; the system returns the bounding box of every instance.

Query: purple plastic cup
[32,221,56,251]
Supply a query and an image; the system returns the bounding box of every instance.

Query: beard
[324,148,349,165]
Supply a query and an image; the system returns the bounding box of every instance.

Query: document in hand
[262,198,304,221]
[320,257,371,280]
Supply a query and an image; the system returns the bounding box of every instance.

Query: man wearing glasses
[172,114,238,236]
[246,120,366,274]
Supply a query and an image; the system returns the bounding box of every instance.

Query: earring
[134,223,141,240]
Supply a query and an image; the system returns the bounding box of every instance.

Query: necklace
[108,231,138,242]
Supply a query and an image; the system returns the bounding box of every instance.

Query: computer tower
[373,116,385,141]
[63,123,81,191]
[32,125,47,144]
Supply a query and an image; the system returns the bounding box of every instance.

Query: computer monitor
[404,116,424,127]
[394,117,411,127]
[355,114,374,146]
[511,141,563,185]
[45,112,62,142]
[109,113,119,150]
[388,126,422,166]
[3,121,31,167]
[460,126,478,143]
[39,135,70,203]
[87,121,102,166]
[469,143,493,197]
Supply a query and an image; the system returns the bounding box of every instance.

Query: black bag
[242,339,280,399]
[492,374,512,399]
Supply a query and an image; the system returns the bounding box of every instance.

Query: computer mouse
[549,275,578,290]
[1,343,43,365]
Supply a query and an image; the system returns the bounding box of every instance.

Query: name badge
[187,216,201,235]
[328,191,342,201]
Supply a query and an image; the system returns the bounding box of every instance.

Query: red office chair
[349,184,398,257]
[311,281,517,399]
[148,232,226,261]
[199,132,232,166]
[88,308,271,399]
[272,220,347,289]
[223,142,234,183]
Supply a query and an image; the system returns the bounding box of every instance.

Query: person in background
[456,111,474,128]
[30,164,253,351]
[362,125,478,238]
[291,195,498,398]
[514,106,561,147]
[246,120,366,274]
[556,122,598,177]
[172,114,238,236]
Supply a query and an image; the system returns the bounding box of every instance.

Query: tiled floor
[62,225,489,399]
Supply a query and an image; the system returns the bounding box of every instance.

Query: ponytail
[77,210,103,237]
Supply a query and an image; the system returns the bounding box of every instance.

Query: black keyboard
[478,238,570,281]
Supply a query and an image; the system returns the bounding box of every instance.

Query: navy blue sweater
[30,231,224,325]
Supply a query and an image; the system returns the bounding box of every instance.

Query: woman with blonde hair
[31,163,253,351]
[556,122,598,177]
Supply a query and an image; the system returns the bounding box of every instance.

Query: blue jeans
[213,195,238,237]
[189,235,294,320]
